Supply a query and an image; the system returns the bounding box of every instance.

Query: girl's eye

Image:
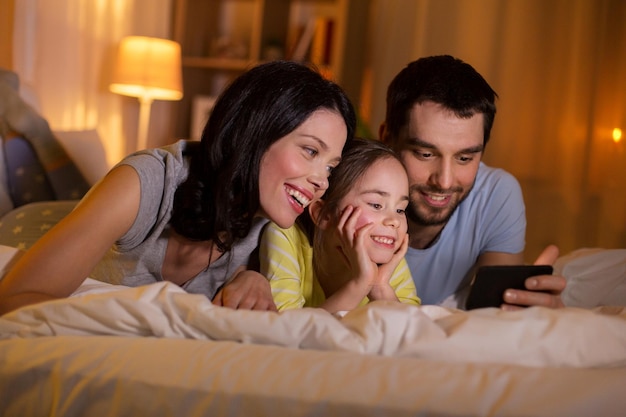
[369,203,382,210]
[397,208,406,214]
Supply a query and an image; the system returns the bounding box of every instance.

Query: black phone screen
[465,265,554,310]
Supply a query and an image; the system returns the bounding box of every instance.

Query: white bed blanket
[1,276,625,369]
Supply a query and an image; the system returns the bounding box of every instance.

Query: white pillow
[54,129,110,186]
[555,248,626,307]
[0,245,22,280]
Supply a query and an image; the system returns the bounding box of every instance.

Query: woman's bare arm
[0,165,141,315]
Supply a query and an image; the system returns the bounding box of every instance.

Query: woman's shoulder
[113,140,194,195]
[114,141,195,249]
[117,140,191,171]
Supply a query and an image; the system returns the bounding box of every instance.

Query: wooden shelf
[181,56,255,70]
[170,0,368,140]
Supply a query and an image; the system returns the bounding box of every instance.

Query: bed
[2,72,626,416]
[1,244,626,417]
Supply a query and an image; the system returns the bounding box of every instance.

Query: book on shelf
[310,16,334,66]
[289,17,317,62]
[289,16,335,74]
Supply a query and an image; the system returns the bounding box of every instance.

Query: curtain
[11,0,626,258]
[12,0,173,165]
[366,0,626,260]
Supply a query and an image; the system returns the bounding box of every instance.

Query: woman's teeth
[287,188,311,207]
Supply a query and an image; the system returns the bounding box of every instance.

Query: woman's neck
[162,230,223,286]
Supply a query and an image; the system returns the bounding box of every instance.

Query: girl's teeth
[372,236,394,245]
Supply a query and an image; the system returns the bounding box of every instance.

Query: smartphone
[465,265,554,310]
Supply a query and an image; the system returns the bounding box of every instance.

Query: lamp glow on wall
[110,36,183,150]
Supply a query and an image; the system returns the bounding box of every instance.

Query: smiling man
[380,55,566,309]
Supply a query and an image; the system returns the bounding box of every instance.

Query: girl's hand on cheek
[375,233,408,286]
[367,234,408,302]
[336,205,376,286]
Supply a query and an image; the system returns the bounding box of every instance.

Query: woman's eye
[397,208,406,214]
[304,147,318,156]
[369,203,382,210]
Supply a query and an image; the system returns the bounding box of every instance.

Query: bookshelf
[170,0,369,140]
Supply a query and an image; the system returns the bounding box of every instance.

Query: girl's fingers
[353,222,374,247]
[396,233,409,257]
[378,234,409,283]
[344,206,361,236]
[337,206,362,245]
[337,206,356,243]
[337,205,354,230]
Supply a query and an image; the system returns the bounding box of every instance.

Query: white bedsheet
[1,334,624,417]
[1,276,625,368]
[2,245,626,416]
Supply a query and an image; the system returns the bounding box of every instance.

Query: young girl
[0,61,356,315]
[260,138,420,313]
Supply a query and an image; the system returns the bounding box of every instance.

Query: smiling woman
[258,108,346,229]
[0,60,356,316]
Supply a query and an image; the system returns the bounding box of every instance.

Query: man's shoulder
[476,162,520,188]
[457,162,524,216]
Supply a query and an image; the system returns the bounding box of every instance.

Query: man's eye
[458,155,473,163]
[413,149,432,158]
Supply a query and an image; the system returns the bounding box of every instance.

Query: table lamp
[110,36,183,150]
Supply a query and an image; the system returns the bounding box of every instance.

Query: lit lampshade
[110,36,183,150]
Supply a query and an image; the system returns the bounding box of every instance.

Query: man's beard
[406,183,473,227]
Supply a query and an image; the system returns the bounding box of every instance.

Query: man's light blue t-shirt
[405,163,526,307]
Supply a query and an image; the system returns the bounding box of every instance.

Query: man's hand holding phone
[467,245,566,310]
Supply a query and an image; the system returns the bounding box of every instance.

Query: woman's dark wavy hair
[170,60,356,252]
[385,55,498,147]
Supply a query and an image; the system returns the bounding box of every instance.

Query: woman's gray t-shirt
[91,140,268,299]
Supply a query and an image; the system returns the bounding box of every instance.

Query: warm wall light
[110,36,183,150]
[612,128,622,143]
